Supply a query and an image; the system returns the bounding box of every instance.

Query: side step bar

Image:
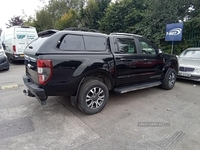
[114,81,161,94]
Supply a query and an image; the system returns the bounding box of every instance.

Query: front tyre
[161,68,177,90]
[78,79,109,115]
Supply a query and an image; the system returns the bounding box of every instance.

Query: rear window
[29,37,48,49]
[59,35,85,50]
[84,36,106,51]
[24,30,58,55]
[58,34,107,51]
[15,28,38,40]
[24,37,48,54]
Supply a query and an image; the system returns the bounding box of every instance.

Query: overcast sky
[0,0,116,30]
[0,0,45,29]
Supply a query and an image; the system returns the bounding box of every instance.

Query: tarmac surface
[0,61,200,150]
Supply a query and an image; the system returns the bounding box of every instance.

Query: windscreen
[180,50,200,59]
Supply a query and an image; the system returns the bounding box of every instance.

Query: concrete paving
[0,61,200,150]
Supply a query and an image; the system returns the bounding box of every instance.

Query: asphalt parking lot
[0,61,200,150]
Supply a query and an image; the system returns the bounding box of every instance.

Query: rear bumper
[0,56,9,70]
[22,75,47,104]
[10,53,24,61]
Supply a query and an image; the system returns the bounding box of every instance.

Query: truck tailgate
[24,54,38,84]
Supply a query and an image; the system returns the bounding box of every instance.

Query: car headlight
[195,68,200,73]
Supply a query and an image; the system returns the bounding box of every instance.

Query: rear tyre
[161,68,176,90]
[78,79,109,115]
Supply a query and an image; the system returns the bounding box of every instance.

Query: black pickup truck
[23,30,178,115]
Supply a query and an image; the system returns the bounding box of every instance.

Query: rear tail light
[37,59,53,84]
[13,45,16,52]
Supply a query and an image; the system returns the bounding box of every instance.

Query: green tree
[47,0,85,21]
[6,16,24,28]
[22,0,200,54]
[81,0,111,29]
[135,0,200,39]
[28,0,85,32]
[99,0,146,33]
[47,0,68,19]
[23,16,34,26]
[32,9,53,32]
[140,0,200,53]
[55,9,78,30]
[66,0,87,10]
[184,0,200,19]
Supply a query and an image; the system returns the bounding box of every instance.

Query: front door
[136,38,164,81]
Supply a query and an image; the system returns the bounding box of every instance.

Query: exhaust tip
[23,89,35,97]
[23,89,28,95]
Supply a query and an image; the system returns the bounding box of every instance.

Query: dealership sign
[165,23,184,41]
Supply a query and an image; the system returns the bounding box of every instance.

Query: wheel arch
[163,58,179,75]
[70,69,115,107]
[82,70,115,90]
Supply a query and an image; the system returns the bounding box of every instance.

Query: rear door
[14,28,27,55]
[26,28,38,45]
[15,27,38,55]
[114,36,144,86]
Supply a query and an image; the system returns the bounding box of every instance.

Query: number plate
[179,73,191,77]
[20,54,24,57]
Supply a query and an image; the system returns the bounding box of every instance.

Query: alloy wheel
[86,87,105,109]
[168,72,176,87]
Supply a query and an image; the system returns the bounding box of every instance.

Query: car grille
[179,66,195,72]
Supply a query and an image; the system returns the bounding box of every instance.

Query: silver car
[177,47,200,81]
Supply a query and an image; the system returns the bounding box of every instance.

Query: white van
[1,26,38,62]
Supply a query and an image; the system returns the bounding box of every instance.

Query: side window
[84,36,106,51]
[59,35,85,50]
[116,38,136,54]
[139,40,156,55]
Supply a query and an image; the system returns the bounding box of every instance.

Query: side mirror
[158,49,163,54]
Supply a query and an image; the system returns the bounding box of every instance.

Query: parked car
[1,25,38,62]
[0,42,9,71]
[22,29,178,115]
[177,47,200,82]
